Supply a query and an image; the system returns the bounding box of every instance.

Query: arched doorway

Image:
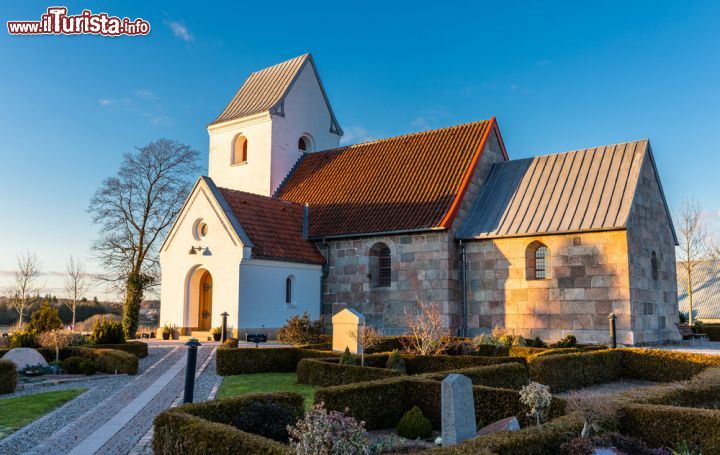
[198,270,213,330]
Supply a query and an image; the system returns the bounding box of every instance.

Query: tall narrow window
[298,137,307,152]
[378,247,391,287]
[233,135,248,165]
[526,241,549,280]
[535,246,548,279]
[651,251,659,280]
[370,243,392,287]
[285,276,293,304]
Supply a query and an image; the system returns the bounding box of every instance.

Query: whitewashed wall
[238,259,322,329]
[159,181,246,332]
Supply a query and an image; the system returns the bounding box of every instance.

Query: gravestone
[441,374,476,446]
[477,416,520,436]
[1,347,49,371]
[332,308,365,354]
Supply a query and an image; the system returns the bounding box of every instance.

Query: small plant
[277,312,324,346]
[287,402,369,455]
[212,326,222,341]
[221,337,238,348]
[79,359,96,375]
[552,334,577,348]
[62,356,84,374]
[396,406,432,439]
[386,349,406,373]
[26,301,63,334]
[472,333,503,347]
[526,337,547,348]
[519,381,552,426]
[400,298,450,356]
[37,329,75,365]
[566,395,617,437]
[9,330,37,348]
[339,347,357,366]
[161,323,175,340]
[90,316,125,344]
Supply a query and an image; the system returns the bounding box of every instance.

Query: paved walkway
[0,343,221,455]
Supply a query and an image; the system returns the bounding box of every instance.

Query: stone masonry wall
[625,153,680,343]
[463,230,634,344]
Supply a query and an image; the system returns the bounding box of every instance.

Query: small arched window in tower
[651,251,659,280]
[298,137,307,152]
[526,241,549,280]
[369,243,392,287]
[285,276,294,305]
[232,135,248,165]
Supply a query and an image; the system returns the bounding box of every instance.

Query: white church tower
[206,53,343,196]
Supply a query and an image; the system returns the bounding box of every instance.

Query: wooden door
[198,271,213,330]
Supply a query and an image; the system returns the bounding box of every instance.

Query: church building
[159,53,679,344]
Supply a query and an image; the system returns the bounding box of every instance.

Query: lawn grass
[0,388,86,438]
[217,372,316,409]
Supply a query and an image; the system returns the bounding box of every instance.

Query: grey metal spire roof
[678,260,720,320]
[208,53,342,135]
[457,140,654,239]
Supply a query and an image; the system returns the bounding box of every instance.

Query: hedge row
[153,392,301,455]
[429,413,584,455]
[0,360,17,394]
[215,348,338,375]
[527,348,720,392]
[620,403,720,452]
[402,354,525,374]
[91,341,148,358]
[315,376,564,430]
[420,362,529,390]
[296,358,402,387]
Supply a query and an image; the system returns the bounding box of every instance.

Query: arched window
[298,137,307,152]
[233,135,248,165]
[369,243,392,287]
[285,276,294,304]
[651,251,659,280]
[526,241,549,280]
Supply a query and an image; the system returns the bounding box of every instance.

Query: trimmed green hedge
[508,346,548,357]
[30,346,139,375]
[296,358,402,387]
[153,392,301,454]
[92,341,148,358]
[315,376,564,430]
[620,348,720,382]
[429,413,584,455]
[0,359,17,394]
[620,403,720,452]
[216,348,339,375]
[402,354,525,374]
[420,362,529,390]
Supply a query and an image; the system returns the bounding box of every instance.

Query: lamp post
[183,338,201,403]
[220,312,229,343]
[608,313,617,348]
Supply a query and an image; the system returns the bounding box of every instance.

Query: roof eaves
[202,176,254,248]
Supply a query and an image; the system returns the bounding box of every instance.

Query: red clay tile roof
[276,120,500,238]
[217,187,325,265]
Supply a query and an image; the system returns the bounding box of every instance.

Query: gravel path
[0,344,220,455]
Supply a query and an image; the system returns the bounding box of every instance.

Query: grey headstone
[476,416,520,436]
[1,348,49,371]
[441,374,476,446]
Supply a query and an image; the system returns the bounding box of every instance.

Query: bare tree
[89,139,199,338]
[8,252,42,328]
[64,256,90,329]
[400,298,450,355]
[348,325,383,366]
[676,198,707,326]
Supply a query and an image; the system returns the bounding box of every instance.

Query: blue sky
[1,1,719,299]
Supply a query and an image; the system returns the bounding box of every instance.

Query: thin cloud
[164,20,193,42]
[98,91,172,126]
[340,126,378,146]
[134,89,158,100]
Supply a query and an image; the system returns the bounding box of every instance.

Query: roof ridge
[246,53,309,77]
[316,119,492,155]
[506,139,649,162]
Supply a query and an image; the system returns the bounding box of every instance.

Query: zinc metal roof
[208,53,342,134]
[457,140,650,239]
[678,260,720,320]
